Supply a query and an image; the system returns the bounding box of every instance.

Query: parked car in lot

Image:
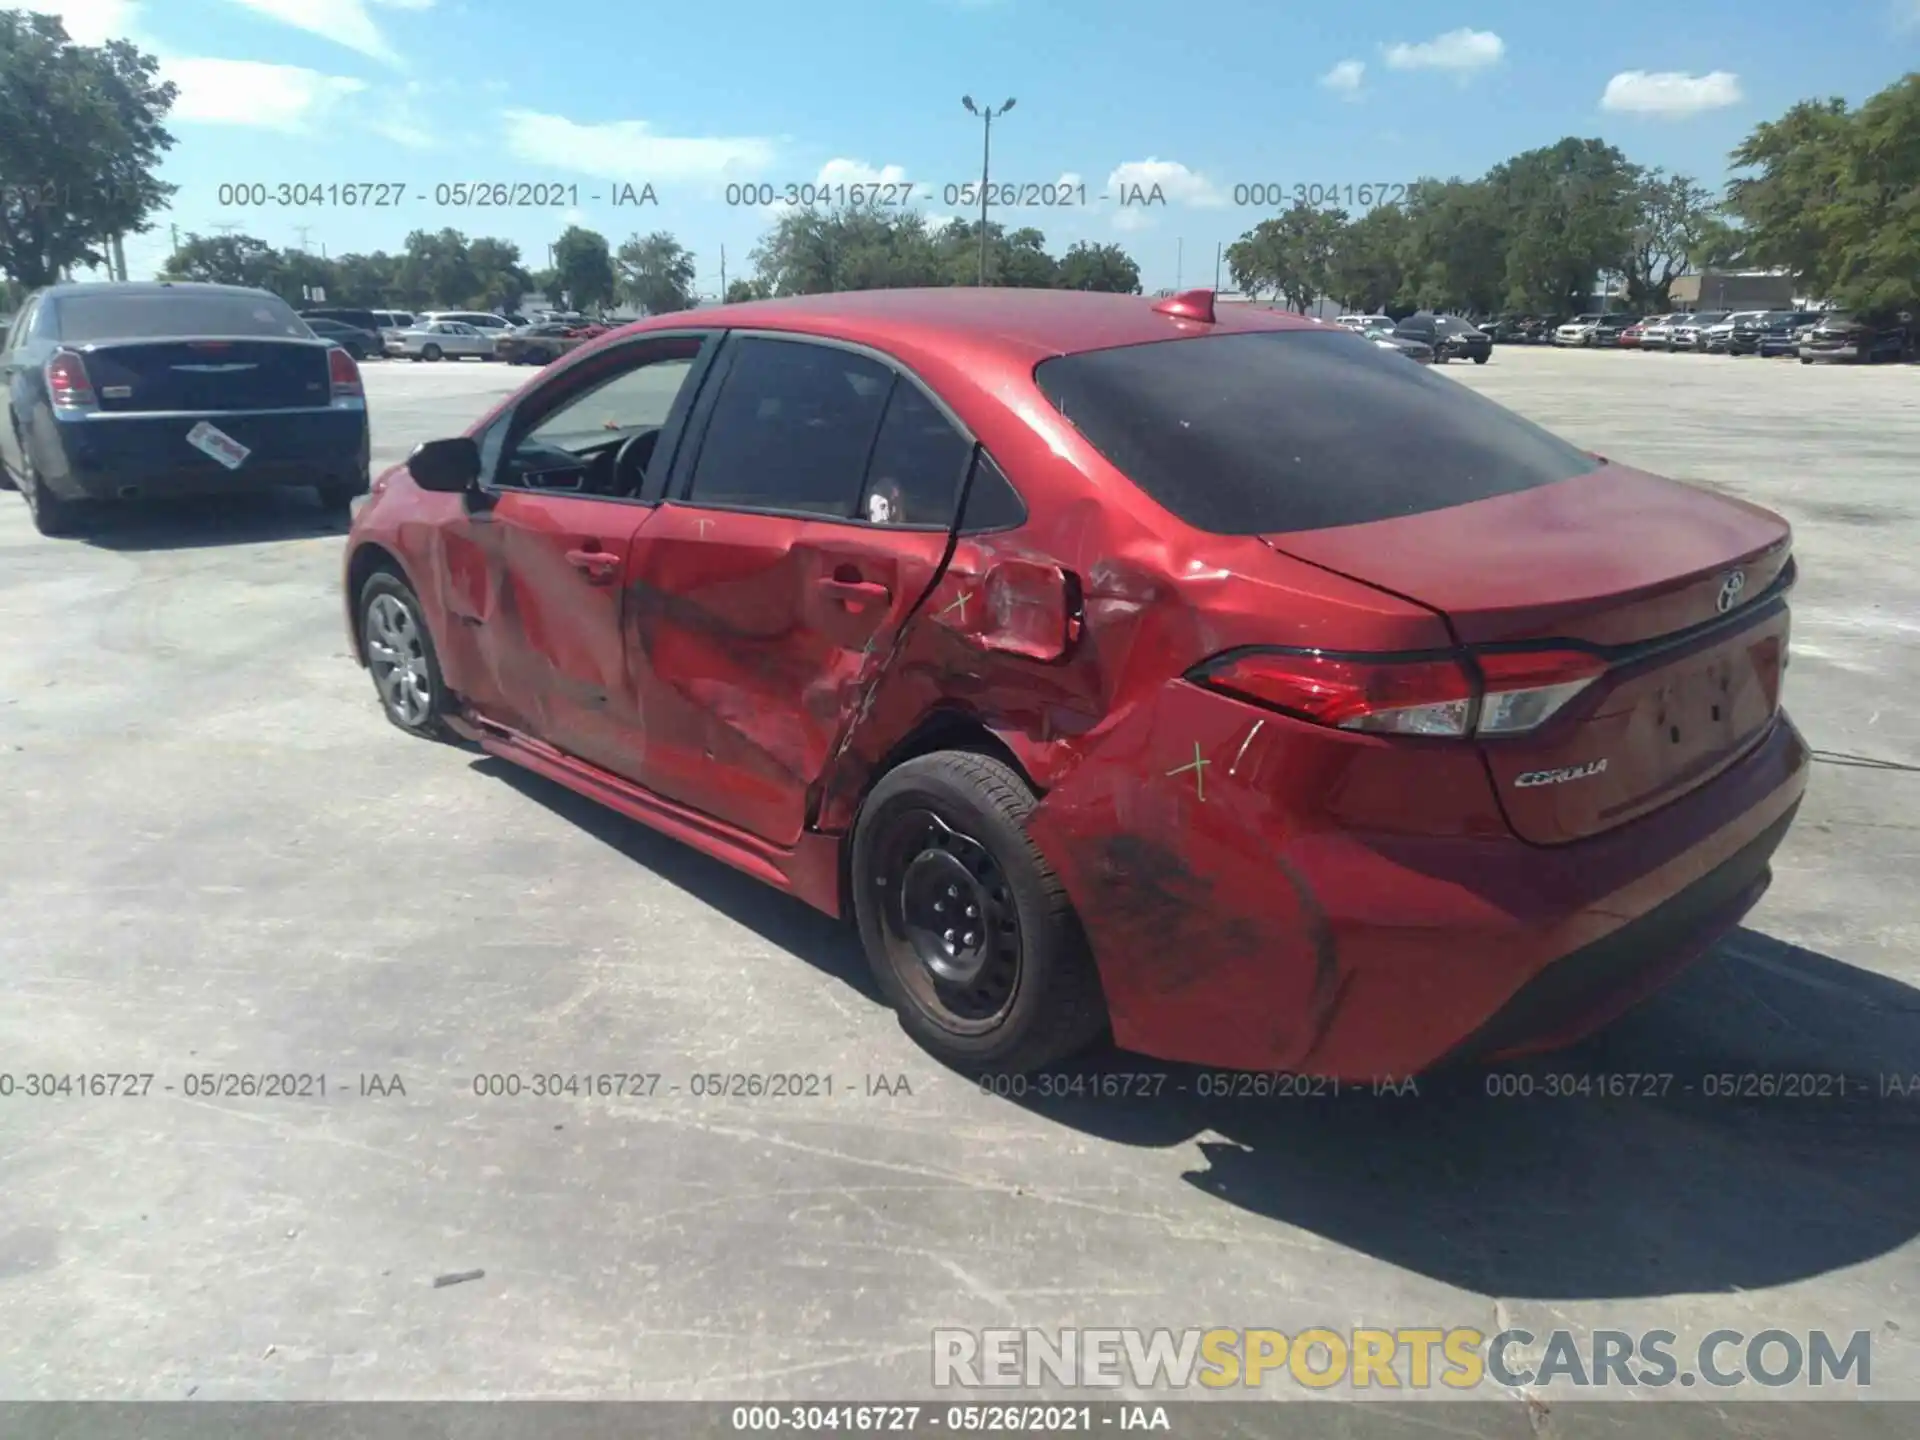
[1588,315,1641,348]
[343,286,1807,1078]
[496,321,596,366]
[1365,324,1434,363]
[300,306,383,335]
[1431,314,1492,363]
[1729,311,1820,356]
[1799,312,1913,364]
[421,310,514,336]
[1553,314,1608,347]
[1640,315,1682,351]
[370,309,416,350]
[394,319,497,361]
[1335,313,1391,333]
[1669,312,1730,351]
[2,281,369,535]
[1702,312,1768,354]
[1616,317,1656,349]
[1760,318,1822,358]
[302,316,381,360]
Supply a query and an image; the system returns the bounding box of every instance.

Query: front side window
[498,339,702,497]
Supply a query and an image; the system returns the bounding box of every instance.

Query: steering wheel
[611,430,658,497]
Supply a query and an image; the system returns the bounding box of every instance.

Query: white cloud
[1105,158,1226,208]
[1383,28,1504,73]
[815,158,910,187]
[1320,59,1365,96]
[220,0,403,67]
[162,57,367,132]
[1600,69,1743,117]
[502,110,778,185]
[16,0,144,45]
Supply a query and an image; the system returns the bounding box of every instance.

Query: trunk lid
[76,338,333,413]
[1263,465,1793,844]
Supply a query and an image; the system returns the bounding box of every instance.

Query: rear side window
[858,380,972,527]
[1033,330,1600,535]
[54,292,309,341]
[688,338,892,517]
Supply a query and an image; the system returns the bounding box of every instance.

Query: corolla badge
[1717,570,1747,613]
[1514,759,1608,788]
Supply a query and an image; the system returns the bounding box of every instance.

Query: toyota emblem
[1717,570,1747,613]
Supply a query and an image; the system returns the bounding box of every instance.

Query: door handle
[818,576,890,609]
[565,547,621,583]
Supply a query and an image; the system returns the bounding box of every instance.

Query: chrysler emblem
[1716,570,1747,613]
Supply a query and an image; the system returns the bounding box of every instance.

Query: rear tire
[358,569,451,739]
[851,751,1108,1076]
[22,456,82,537]
[421,344,443,362]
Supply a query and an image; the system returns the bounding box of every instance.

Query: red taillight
[328,345,363,398]
[1197,652,1476,736]
[46,350,96,409]
[1193,647,1608,738]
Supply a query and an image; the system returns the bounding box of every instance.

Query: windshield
[1034,329,1598,534]
[51,291,311,341]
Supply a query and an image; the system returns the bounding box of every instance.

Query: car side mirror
[407,436,481,492]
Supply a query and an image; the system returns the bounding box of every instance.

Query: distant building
[1668,269,1798,312]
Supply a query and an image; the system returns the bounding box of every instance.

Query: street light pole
[961,95,1015,286]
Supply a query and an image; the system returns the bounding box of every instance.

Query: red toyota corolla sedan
[342,288,1807,1079]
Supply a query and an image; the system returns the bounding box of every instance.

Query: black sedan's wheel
[20,452,82,536]
[851,752,1106,1075]
[358,570,450,738]
[1472,352,1489,364]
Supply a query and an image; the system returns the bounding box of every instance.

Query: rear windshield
[1033,330,1600,535]
[53,292,310,342]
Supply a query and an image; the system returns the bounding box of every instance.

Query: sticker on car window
[186,420,251,470]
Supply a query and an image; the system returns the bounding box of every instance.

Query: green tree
[1055,240,1141,293]
[466,237,530,312]
[329,250,403,306]
[1229,202,1346,312]
[615,230,697,314]
[1326,204,1408,312]
[394,228,480,309]
[269,249,337,306]
[1620,168,1720,312]
[750,205,942,295]
[1725,75,1920,314]
[164,232,282,288]
[1488,138,1638,314]
[550,225,616,309]
[1395,180,1507,313]
[724,277,772,303]
[0,9,178,286]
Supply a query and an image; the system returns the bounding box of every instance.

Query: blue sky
[26,0,1920,295]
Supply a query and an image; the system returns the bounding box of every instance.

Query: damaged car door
[626,333,973,846]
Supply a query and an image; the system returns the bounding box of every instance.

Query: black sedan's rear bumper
[41,407,369,502]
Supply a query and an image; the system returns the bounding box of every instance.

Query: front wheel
[1472,352,1489,364]
[358,570,451,738]
[851,752,1107,1075]
[421,344,443,362]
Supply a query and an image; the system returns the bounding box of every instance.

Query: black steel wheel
[851,751,1106,1074]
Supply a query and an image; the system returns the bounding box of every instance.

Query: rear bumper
[44,408,369,501]
[1029,680,1810,1080]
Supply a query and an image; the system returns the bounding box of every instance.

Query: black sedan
[0,281,370,536]
[1799,312,1913,364]
[1393,311,1490,364]
[302,316,381,360]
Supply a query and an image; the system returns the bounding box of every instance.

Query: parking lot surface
[0,348,1915,1406]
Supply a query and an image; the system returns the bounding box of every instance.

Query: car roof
[38,280,279,301]
[603,288,1327,363]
